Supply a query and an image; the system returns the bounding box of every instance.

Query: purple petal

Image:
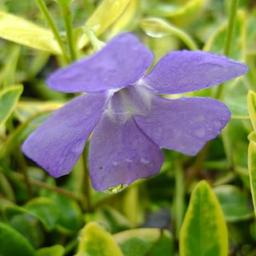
[22,93,106,177]
[135,96,231,155]
[89,114,163,191]
[144,50,248,94]
[47,33,153,93]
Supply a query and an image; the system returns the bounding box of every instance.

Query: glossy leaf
[140,17,197,50]
[114,228,174,256]
[25,197,60,231]
[78,0,130,49]
[214,185,253,222]
[248,90,256,131]
[76,222,123,256]
[0,85,23,126]
[110,0,138,37]
[248,134,256,216]
[0,11,61,54]
[4,205,44,247]
[0,222,35,256]
[180,181,228,256]
[36,245,65,256]
[147,0,207,26]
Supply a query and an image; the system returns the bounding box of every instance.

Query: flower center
[105,83,153,123]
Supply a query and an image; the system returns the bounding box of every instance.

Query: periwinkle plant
[22,33,247,191]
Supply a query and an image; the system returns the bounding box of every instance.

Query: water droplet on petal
[104,184,128,194]
[214,120,222,128]
[112,161,119,166]
[194,128,206,138]
[140,158,150,165]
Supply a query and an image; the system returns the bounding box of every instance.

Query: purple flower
[22,33,247,191]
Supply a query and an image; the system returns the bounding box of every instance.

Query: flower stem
[35,0,69,62]
[58,1,77,61]
[173,160,185,238]
[224,0,239,56]
[167,26,198,50]
[17,151,33,198]
[10,172,82,202]
[214,0,239,99]
[82,148,92,211]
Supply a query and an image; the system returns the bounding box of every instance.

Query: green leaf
[248,90,256,131]
[180,181,228,256]
[248,135,256,216]
[146,0,207,26]
[204,10,247,60]
[0,85,23,126]
[78,0,130,49]
[114,228,174,256]
[25,197,60,231]
[109,0,137,37]
[214,185,253,222]
[76,222,123,256]
[4,205,44,247]
[0,11,61,54]
[36,245,65,256]
[140,17,197,50]
[0,222,35,256]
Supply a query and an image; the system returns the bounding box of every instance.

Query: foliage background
[0,0,256,255]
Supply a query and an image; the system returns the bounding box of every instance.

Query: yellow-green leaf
[110,0,138,37]
[248,134,256,216]
[168,0,207,26]
[114,228,174,256]
[78,0,130,49]
[36,245,65,256]
[248,90,256,131]
[140,17,197,50]
[0,85,23,126]
[0,11,61,54]
[180,181,228,256]
[75,222,123,256]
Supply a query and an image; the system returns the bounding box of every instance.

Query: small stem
[58,1,77,61]
[168,26,198,50]
[11,172,82,203]
[224,0,239,56]
[232,115,250,120]
[173,160,185,238]
[214,0,239,99]
[17,152,33,198]
[82,149,92,211]
[36,0,69,62]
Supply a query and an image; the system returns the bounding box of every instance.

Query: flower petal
[89,114,163,191]
[47,33,153,93]
[144,50,248,94]
[22,93,106,177]
[135,96,231,155]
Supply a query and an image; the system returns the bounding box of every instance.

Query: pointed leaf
[25,197,60,231]
[248,135,256,216]
[248,90,256,131]
[180,181,228,256]
[0,222,35,256]
[0,11,61,54]
[78,0,130,49]
[76,222,123,256]
[214,185,253,222]
[0,85,23,126]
